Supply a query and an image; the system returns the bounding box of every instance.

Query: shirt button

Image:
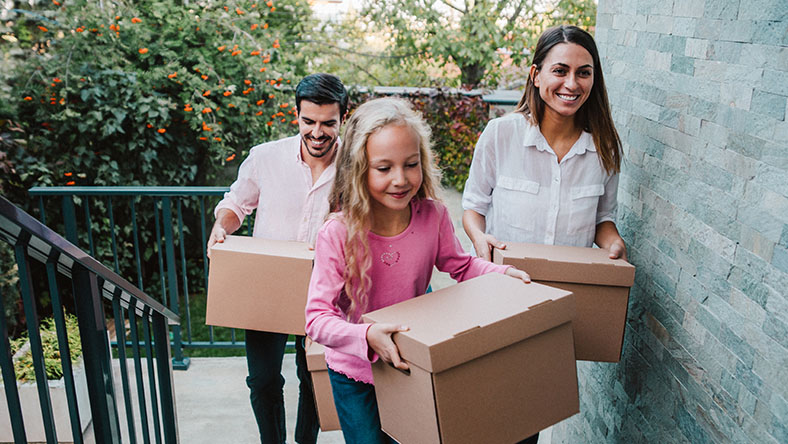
[554,177,560,182]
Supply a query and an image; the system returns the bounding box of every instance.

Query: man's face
[297,100,342,159]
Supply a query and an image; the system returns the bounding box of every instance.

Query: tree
[361,0,596,88]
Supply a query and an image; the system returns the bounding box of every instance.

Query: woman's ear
[530,65,539,88]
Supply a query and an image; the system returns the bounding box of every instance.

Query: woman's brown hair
[515,25,622,174]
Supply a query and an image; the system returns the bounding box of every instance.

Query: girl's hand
[607,239,628,262]
[366,323,410,371]
[504,267,531,283]
[472,234,506,262]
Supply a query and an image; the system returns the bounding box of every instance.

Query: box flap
[362,273,574,373]
[493,242,634,286]
[210,235,314,260]
[305,337,327,371]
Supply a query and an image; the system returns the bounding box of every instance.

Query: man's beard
[301,134,336,159]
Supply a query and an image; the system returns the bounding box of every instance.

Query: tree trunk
[459,63,486,89]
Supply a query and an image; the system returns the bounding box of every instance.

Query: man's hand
[504,266,531,283]
[366,323,410,371]
[207,224,228,259]
[207,209,242,259]
[607,239,628,262]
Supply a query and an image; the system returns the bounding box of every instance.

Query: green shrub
[11,313,82,383]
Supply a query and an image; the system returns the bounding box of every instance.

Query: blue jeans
[327,367,397,444]
[245,330,319,444]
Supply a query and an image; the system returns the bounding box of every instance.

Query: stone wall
[552,1,787,443]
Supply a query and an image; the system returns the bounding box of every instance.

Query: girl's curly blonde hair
[329,97,441,318]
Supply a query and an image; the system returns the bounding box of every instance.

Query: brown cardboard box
[493,242,636,362]
[206,235,313,335]
[305,338,341,431]
[362,273,578,444]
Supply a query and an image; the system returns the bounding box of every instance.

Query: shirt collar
[522,123,596,158]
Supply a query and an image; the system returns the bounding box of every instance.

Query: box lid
[305,337,327,371]
[493,242,635,287]
[210,235,314,260]
[362,273,574,373]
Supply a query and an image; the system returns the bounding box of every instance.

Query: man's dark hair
[295,73,349,118]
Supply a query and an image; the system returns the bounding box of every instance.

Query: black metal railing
[0,195,179,443]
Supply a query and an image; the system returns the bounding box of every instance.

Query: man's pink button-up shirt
[214,135,336,244]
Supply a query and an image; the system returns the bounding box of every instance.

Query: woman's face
[532,42,594,119]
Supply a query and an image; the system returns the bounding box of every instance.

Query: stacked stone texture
[552,1,787,443]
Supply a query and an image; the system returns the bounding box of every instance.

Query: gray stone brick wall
[551,1,787,443]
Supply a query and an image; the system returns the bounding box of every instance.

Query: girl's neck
[539,109,583,163]
[369,201,412,237]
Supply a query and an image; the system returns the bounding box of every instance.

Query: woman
[462,26,627,443]
[463,25,627,262]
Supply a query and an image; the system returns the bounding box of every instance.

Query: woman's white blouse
[462,113,618,248]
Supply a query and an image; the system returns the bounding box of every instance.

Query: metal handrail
[0,195,180,443]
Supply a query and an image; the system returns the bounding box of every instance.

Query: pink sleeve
[214,148,260,224]
[305,219,373,361]
[434,203,510,282]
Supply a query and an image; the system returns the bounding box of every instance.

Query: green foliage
[10,0,312,189]
[11,313,82,383]
[350,89,498,191]
[358,0,597,88]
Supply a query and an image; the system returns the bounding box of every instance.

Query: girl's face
[532,42,594,119]
[365,123,423,217]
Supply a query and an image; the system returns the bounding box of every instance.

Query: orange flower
[256,99,265,105]
[226,154,236,161]
[255,111,263,116]
[202,90,210,96]
[259,67,266,72]
[23,96,32,101]
[263,23,269,29]
[251,24,259,30]
[223,91,232,96]
[267,121,273,126]
[231,50,242,56]
[53,0,61,5]
[138,47,148,54]
[268,94,275,99]
[202,121,212,131]
[232,44,239,51]
[184,105,193,112]
[64,172,73,177]
[109,24,117,31]
[244,79,252,85]
[131,17,142,24]
[263,58,270,63]
[157,128,166,133]
[250,50,260,56]
[291,120,298,125]
[59,98,65,105]
[271,7,276,12]
[214,137,222,142]
[280,103,289,108]
[76,27,84,32]
[202,107,213,114]
[194,67,201,72]
[273,39,280,49]
[236,8,244,15]
[38,26,48,32]
[115,15,120,20]
[167,72,178,79]
[146,123,153,128]
[228,103,236,108]
[66,181,76,186]
[266,1,273,6]
[199,136,208,140]
[217,45,226,52]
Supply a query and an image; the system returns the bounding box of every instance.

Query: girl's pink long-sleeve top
[305,198,510,384]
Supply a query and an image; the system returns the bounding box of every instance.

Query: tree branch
[506,0,527,29]
[439,0,467,14]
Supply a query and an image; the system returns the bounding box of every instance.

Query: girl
[305,97,529,444]
[462,25,627,444]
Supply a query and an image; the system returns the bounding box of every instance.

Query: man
[208,73,348,444]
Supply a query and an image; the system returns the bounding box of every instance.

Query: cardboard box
[362,273,578,444]
[206,235,313,335]
[305,338,341,431]
[493,242,635,362]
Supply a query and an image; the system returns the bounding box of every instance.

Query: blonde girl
[305,97,529,444]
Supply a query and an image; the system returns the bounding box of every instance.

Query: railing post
[0,286,27,443]
[160,197,189,370]
[153,313,180,444]
[72,264,122,443]
[62,195,79,245]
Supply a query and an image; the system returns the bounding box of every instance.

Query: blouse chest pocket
[493,176,540,231]
[568,183,605,234]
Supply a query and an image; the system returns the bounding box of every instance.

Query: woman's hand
[607,239,627,261]
[504,267,531,283]
[366,323,410,371]
[472,233,506,262]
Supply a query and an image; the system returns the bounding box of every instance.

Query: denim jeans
[327,367,397,444]
[245,330,319,444]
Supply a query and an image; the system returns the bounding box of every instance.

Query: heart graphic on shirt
[381,251,400,266]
